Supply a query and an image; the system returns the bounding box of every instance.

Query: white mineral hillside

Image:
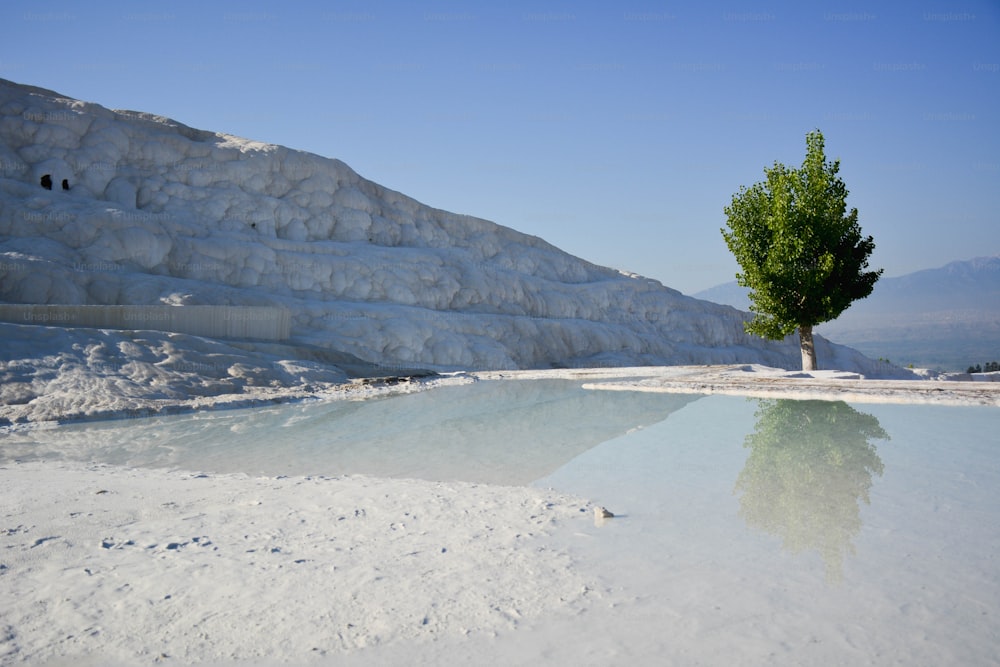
[0,78,899,421]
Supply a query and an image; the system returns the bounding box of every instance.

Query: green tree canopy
[722,130,883,370]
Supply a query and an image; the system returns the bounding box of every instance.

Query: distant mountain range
[693,256,1000,371]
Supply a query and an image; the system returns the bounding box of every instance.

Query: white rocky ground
[573,364,1000,406]
[0,320,463,425]
[0,460,593,666]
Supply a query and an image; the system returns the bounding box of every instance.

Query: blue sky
[3,0,998,293]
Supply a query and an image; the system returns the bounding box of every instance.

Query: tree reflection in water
[734,399,889,582]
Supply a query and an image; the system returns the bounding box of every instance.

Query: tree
[721,130,883,370]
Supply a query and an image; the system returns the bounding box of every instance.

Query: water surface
[3,380,998,664]
[531,394,1000,665]
[0,379,696,485]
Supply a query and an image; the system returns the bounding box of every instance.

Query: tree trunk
[799,324,817,371]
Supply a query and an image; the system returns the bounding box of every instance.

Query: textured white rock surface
[0,77,903,421]
[0,460,593,664]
